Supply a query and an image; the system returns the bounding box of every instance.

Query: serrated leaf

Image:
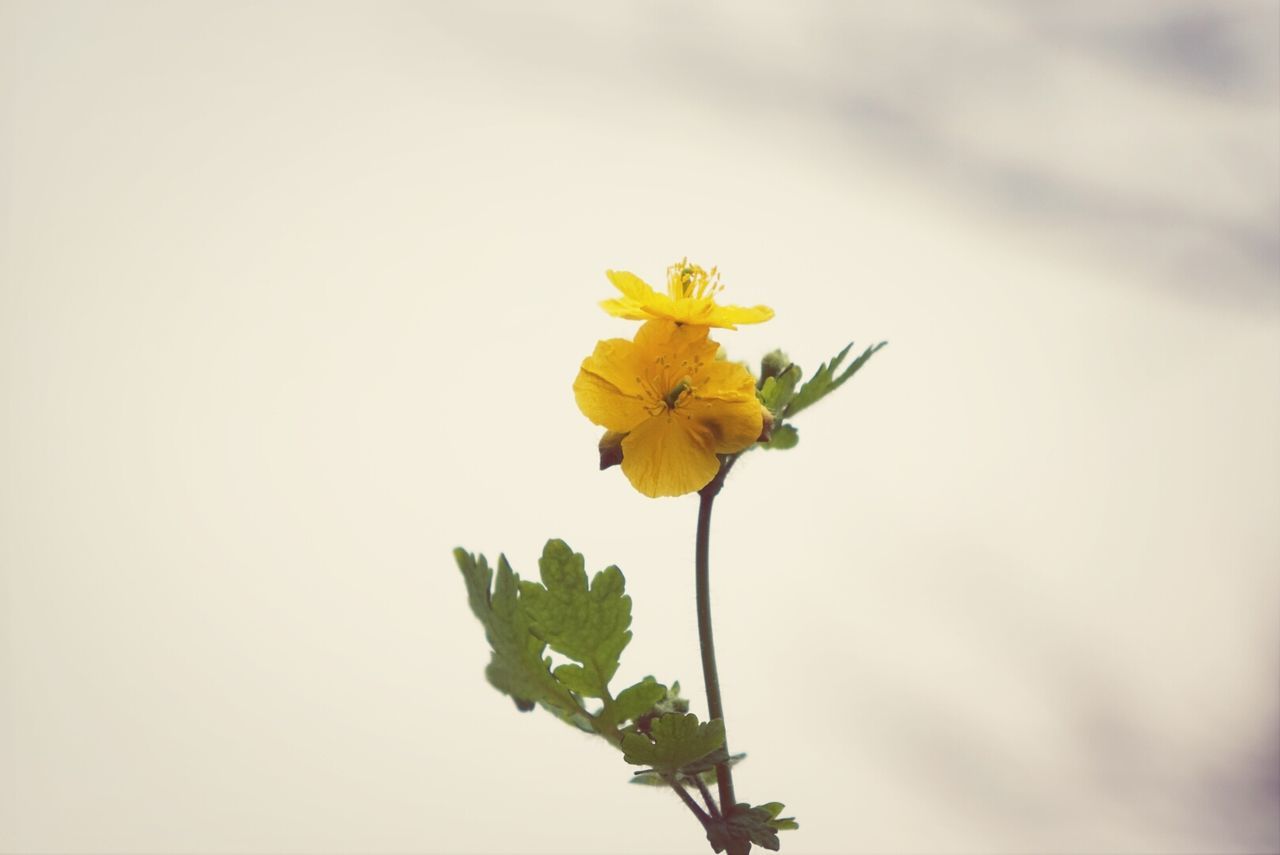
[629,749,747,786]
[706,803,799,853]
[633,680,689,738]
[761,423,798,451]
[607,676,668,727]
[627,770,669,786]
[759,362,802,415]
[550,663,597,696]
[757,802,799,830]
[454,548,577,717]
[783,341,886,419]
[677,746,740,778]
[518,539,633,699]
[621,712,725,773]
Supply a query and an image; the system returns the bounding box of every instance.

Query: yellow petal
[632,317,714,359]
[682,394,765,454]
[664,298,720,327]
[598,298,652,321]
[620,412,720,497]
[680,358,757,453]
[707,304,774,328]
[656,298,773,329]
[601,273,683,322]
[695,357,760,400]
[685,357,764,453]
[573,339,651,433]
[606,270,656,301]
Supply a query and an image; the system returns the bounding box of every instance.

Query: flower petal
[620,412,720,497]
[573,338,651,433]
[708,304,774,328]
[606,270,656,301]
[694,358,760,400]
[685,358,764,453]
[598,298,652,321]
[632,317,714,360]
[683,395,764,454]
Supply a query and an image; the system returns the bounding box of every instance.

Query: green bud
[760,349,791,383]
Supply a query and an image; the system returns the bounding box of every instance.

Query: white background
[3,2,1278,853]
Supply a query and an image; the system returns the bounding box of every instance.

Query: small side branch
[690,773,721,820]
[667,776,711,827]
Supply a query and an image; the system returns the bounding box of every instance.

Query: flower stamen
[666,258,724,301]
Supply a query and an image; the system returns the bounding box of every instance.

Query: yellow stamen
[666,258,724,301]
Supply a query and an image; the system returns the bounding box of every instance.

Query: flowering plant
[455,260,884,854]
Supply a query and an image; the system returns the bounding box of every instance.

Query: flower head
[600,259,774,330]
[574,320,765,497]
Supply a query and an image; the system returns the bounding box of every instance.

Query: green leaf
[706,803,799,853]
[760,423,798,451]
[634,680,689,728]
[783,341,886,419]
[454,548,577,717]
[756,802,800,831]
[607,676,668,727]
[759,362,802,415]
[628,749,746,786]
[677,746,739,779]
[621,712,725,773]
[630,680,691,745]
[518,539,633,700]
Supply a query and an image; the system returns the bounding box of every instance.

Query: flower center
[666,258,724,301]
[638,351,705,416]
[663,377,693,410]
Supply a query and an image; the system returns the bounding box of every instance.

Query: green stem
[668,775,712,826]
[695,454,741,817]
[691,773,721,820]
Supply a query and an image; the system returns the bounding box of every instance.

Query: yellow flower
[600,259,774,329]
[574,320,765,497]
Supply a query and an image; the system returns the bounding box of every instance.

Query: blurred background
[2,2,1278,853]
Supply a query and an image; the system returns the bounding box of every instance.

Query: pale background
[2,2,1278,854]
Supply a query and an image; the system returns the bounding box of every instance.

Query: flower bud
[760,349,791,383]
[757,404,775,443]
[598,430,626,470]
